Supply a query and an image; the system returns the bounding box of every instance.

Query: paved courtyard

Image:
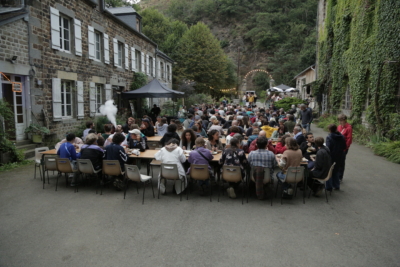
[1,126,400,267]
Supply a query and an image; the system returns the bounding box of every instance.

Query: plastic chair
[77,159,102,194]
[102,160,124,195]
[150,159,162,178]
[124,164,154,204]
[158,163,187,201]
[43,155,59,189]
[308,162,336,202]
[250,166,273,206]
[275,166,305,204]
[34,147,49,181]
[218,165,245,204]
[189,164,212,202]
[55,158,78,192]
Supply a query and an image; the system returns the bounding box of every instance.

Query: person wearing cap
[140,118,155,137]
[128,129,147,152]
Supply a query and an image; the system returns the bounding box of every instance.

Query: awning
[122,79,184,99]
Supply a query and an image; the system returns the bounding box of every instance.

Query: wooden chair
[218,165,245,204]
[250,166,274,206]
[189,164,212,202]
[102,160,124,195]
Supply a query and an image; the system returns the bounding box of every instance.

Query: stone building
[0,0,174,141]
[294,64,316,100]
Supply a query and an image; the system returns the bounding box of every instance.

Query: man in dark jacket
[293,126,306,145]
[300,104,313,132]
[308,137,332,196]
[140,118,155,137]
[300,132,317,169]
[325,124,346,191]
[160,124,181,146]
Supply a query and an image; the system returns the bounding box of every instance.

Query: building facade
[0,0,174,140]
[294,64,316,101]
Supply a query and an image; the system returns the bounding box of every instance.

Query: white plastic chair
[34,147,49,181]
[77,159,102,194]
[308,162,336,202]
[275,166,305,204]
[124,164,154,204]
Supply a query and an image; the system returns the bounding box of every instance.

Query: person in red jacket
[337,114,352,182]
[274,134,290,154]
[248,130,275,153]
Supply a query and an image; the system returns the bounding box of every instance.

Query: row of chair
[35,148,336,205]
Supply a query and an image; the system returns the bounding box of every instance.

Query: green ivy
[316,0,400,139]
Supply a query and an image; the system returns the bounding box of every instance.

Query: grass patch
[0,160,33,172]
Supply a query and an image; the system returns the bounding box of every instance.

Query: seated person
[246,123,259,137]
[223,115,233,129]
[104,133,128,190]
[227,120,245,135]
[156,118,168,137]
[276,137,303,197]
[275,134,290,154]
[104,126,127,148]
[180,129,196,150]
[83,121,94,141]
[80,133,104,171]
[284,114,296,133]
[271,125,286,139]
[247,128,259,146]
[195,121,208,137]
[219,137,248,199]
[207,119,224,136]
[57,133,81,186]
[293,126,306,145]
[205,129,224,152]
[175,120,185,137]
[97,136,105,149]
[191,125,202,138]
[140,118,155,137]
[300,132,317,168]
[155,138,187,195]
[102,124,112,140]
[55,134,84,151]
[187,137,214,195]
[226,126,240,147]
[248,137,277,200]
[308,137,332,196]
[160,124,181,147]
[248,130,275,153]
[128,129,147,152]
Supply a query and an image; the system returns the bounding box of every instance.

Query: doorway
[1,74,26,141]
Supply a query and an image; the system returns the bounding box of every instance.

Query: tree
[174,22,228,97]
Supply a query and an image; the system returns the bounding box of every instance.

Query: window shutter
[153,57,156,77]
[88,26,95,60]
[157,60,161,79]
[113,38,118,66]
[146,54,150,76]
[105,84,112,101]
[124,44,129,70]
[52,78,62,121]
[169,64,172,81]
[89,82,96,117]
[164,64,167,81]
[104,34,110,64]
[76,81,84,119]
[74,19,82,56]
[131,47,135,71]
[50,7,60,50]
[141,52,144,73]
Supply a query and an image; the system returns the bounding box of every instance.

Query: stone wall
[27,0,173,139]
[0,19,29,66]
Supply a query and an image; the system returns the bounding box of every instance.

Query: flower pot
[32,134,42,143]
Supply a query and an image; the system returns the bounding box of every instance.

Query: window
[95,84,103,113]
[59,15,71,52]
[149,56,153,76]
[342,85,352,110]
[117,42,123,67]
[135,50,141,71]
[95,31,102,61]
[61,80,73,117]
[160,62,164,79]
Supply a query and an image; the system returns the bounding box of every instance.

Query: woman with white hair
[80,133,104,171]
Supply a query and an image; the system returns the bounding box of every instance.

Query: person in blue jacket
[57,133,81,186]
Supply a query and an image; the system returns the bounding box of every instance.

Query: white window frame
[61,80,74,118]
[118,42,123,67]
[95,31,102,62]
[59,14,71,53]
[95,84,103,114]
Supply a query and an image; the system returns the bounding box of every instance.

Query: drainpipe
[24,9,33,129]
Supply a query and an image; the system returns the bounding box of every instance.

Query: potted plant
[24,123,50,143]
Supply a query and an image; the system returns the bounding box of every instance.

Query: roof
[293,64,316,79]
[156,49,174,63]
[0,10,28,26]
[106,6,137,14]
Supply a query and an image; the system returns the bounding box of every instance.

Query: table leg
[42,154,45,189]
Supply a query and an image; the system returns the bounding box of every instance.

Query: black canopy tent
[122,79,184,98]
[121,79,184,118]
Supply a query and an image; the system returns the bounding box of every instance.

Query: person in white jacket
[155,138,187,195]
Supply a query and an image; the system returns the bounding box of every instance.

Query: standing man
[337,114,352,182]
[300,104,312,133]
[150,104,161,123]
[325,124,346,191]
[248,93,255,107]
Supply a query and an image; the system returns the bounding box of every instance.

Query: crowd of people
[54,100,352,200]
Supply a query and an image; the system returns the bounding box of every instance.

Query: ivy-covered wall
[316,0,400,134]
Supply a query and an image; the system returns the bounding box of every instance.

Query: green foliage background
[316,0,400,139]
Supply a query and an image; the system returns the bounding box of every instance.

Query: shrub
[370,141,400,164]
[274,97,304,111]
